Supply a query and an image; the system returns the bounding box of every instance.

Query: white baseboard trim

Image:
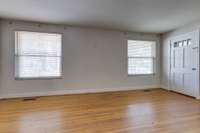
[0,85,160,99]
[160,85,170,91]
[196,96,200,100]
[160,86,200,100]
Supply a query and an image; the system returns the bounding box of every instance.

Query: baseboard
[160,85,170,91]
[0,85,160,99]
[195,95,200,100]
[160,86,200,100]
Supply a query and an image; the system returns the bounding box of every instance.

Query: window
[15,31,62,79]
[174,39,192,48]
[127,40,156,75]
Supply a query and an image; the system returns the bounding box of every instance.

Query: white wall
[0,20,160,98]
[161,20,200,89]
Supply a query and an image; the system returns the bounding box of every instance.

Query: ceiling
[0,0,200,33]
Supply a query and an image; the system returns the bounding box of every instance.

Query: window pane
[128,58,153,75]
[128,40,155,57]
[127,40,156,75]
[15,31,62,78]
[16,32,61,56]
[16,56,61,78]
[187,39,192,46]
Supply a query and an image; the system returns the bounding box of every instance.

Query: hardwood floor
[0,89,200,133]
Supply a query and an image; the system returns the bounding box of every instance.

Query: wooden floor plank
[0,89,200,133]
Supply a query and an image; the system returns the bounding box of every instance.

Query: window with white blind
[128,40,156,75]
[15,31,62,79]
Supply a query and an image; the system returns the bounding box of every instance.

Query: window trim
[127,40,157,76]
[14,31,63,80]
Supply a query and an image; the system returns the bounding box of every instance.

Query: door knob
[192,68,197,71]
[192,47,198,50]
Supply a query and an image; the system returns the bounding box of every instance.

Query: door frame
[169,30,200,99]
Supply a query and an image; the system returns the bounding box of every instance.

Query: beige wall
[0,20,160,98]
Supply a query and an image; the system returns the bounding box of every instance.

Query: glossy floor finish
[0,89,200,133]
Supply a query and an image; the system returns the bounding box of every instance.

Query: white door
[170,32,199,97]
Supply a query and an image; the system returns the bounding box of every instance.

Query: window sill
[15,76,63,80]
[128,73,156,77]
